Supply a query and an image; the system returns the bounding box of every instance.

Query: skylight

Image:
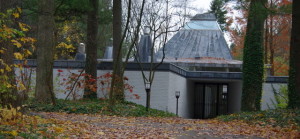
[184,21,220,30]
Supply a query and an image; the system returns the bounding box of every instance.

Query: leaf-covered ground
[2,100,300,138]
[2,112,298,138]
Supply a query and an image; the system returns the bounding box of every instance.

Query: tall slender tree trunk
[109,0,124,105]
[269,9,275,76]
[84,0,99,99]
[242,0,267,111]
[288,0,300,109]
[35,0,56,104]
[264,18,269,64]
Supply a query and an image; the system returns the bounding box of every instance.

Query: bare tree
[108,0,182,108]
[134,0,184,111]
[109,0,146,106]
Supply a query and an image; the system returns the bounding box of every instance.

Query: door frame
[194,83,229,119]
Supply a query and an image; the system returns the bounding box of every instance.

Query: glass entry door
[194,83,228,119]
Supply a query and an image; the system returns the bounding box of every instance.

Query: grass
[217,109,300,130]
[27,99,176,117]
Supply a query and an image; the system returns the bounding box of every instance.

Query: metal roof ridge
[182,29,220,31]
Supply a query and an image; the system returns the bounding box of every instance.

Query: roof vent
[191,13,216,21]
[195,57,201,60]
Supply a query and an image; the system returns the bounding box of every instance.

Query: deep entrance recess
[194,83,228,119]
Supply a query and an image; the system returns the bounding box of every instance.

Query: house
[14,13,288,119]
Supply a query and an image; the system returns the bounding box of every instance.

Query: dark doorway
[194,83,228,119]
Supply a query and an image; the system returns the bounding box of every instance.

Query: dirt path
[32,112,288,138]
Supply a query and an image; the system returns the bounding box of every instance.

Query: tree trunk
[288,0,300,109]
[35,0,55,104]
[269,13,274,76]
[83,0,99,99]
[109,0,124,105]
[264,18,269,64]
[242,0,267,111]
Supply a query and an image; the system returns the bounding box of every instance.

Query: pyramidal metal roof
[156,13,233,61]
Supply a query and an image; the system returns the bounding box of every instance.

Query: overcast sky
[172,0,213,16]
[168,0,235,45]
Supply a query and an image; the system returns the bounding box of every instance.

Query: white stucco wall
[123,71,170,111]
[16,68,171,112]
[14,68,36,97]
[225,82,287,112]
[167,73,194,118]
[15,67,288,118]
[54,69,85,99]
[262,83,287,110]
[15,68,86,99]
[227,81,242,113]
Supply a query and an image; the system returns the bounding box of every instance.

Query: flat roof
[15,60,287,83]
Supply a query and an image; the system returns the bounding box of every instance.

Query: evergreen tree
[242,0,267,111]
[209,0,228,31]
[288,0,300,109]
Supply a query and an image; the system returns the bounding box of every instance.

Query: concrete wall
[15,67,288,118]
[262,83,287,110]
[123,71,170,111]
[15,68,171,112]
[56,69,171,112]
[225,82,288,112]
[55,69,85,99]
[225,82,287,112]
[167,73,194,118]
[15,68,87,100]
[227,81,242,113]
[14,68,37,97]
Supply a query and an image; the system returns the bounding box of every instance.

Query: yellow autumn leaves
[12,7,22,19]
[14,52,23,60]
[54,19,84,60]
[0,7,36,62]
[0,108,67,138]
[18,22,30,32]
[0,7,35,100]
[0,106,22,123]
[0,106,22,137]
[1,130,18,136]
[55,42,76,60]
[11,39,22,48]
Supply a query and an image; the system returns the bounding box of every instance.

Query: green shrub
[217,109,300,130]
[27,99,175,117]
[271,84,288,109]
